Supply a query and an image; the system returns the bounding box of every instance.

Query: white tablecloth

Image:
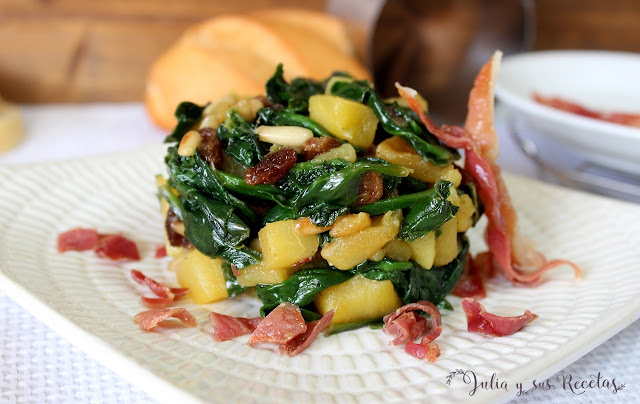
[0,104,638,403]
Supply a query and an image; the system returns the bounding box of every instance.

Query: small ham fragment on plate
[95,234,140,261]
[130,269,189,309]
[279,310,334,356]
[248,302,307,345]
[462,298,537,337]
[133,308,197,330]
[209,312,262,342]
[57,228,100,252]
[405,342,441,363]
[155,245,167,258]
[383,301,443,345]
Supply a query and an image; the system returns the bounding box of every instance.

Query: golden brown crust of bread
[145,10,370,130]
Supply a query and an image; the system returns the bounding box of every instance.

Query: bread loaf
[0,97,24,153]
[145,9,370,130]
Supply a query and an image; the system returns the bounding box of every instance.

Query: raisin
[165,209,190,247]
[198,127,223,169]
[244,147,298,185]
[356,172,384,206]
[301,137,341,160]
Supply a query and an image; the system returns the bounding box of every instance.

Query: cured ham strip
[95,234,141,261]
[209,312,262,342]
[462,298,536,337]
[130,269,189,309]
[155,245,167,258]
[57,228,100,252]
[279,310,334,356]
[134,308,197,330]
[397,53,581,286]
[383,301,442,345]
[248,302,307,345]
[533,93,640,128]
[405,342,441,363]
[382,312,428,346]
[452,275,487,299]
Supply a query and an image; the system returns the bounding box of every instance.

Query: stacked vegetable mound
[158,65,479,331]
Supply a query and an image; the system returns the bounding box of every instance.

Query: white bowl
[495,50,640,174]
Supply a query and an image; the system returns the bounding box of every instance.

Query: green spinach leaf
[398,180,459,241]
[217,108,267,167]
[265,64,324,113]
[164,102,205,144]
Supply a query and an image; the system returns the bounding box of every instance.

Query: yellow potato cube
[308,94,379,148]
[315,274,402,324]
[456,194,475,232]
[384,238,413,261]
[236,261,299,287]
[312,143,357,163]
[259,220,319,269]
[375,136,461,186]
[321,211,401,270]
[177,249,229,304]
[329,212,372,238]
[409,232,436,269]
[433,218,459,266]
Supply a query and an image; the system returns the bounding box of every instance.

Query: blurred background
[2,0,640,104]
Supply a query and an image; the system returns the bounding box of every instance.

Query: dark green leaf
[157,176,183,220]
[221,260,247,298]
[178,183,261,269]
[265,64,324,113]
[398,180,459,241]
[164,102,205,143]
[215,170,287,206]
[166,147,256,223]
[217,108,267,167]
[325,318,383,336]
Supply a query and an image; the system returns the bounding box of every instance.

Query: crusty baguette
[145,43,263,130]
[0,98,24,152]
[251,8,354,56]
[145,10,371,130]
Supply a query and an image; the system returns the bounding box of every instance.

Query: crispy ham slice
[462,298,537,336]
[405,341,441,363]
[396,52,581,286]
[130,269,189,309]
[209,312,262,342]
[383,301,442,345]
[279,310,334,356]
[95,234,140,261]
[248,302,307,345]
[57,228,100,252]
[134,308,197,330]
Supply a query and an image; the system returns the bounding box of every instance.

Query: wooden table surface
[1,0,639,103]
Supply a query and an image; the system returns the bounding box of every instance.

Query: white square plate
[1,145,639,403]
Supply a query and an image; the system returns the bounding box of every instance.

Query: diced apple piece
[384,238,413,261]
[433,218,458,266]
[321,211,401,270]
[312,143,357,163]
[375,136,461,186]
[456,194,475,232]
[409,232,436,269]
[236,261,299,287]
[308,94,379,148]
[177,249,228,304]
[259,220,319,269]
[329,212,371,238]
[315,274,402,324]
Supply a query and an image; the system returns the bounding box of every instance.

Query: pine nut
[255,125,313,147]
[295,217,331,235]
[178,130,202,157]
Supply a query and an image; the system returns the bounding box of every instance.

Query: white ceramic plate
[495,50,640,174]
[1,145,639,403]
